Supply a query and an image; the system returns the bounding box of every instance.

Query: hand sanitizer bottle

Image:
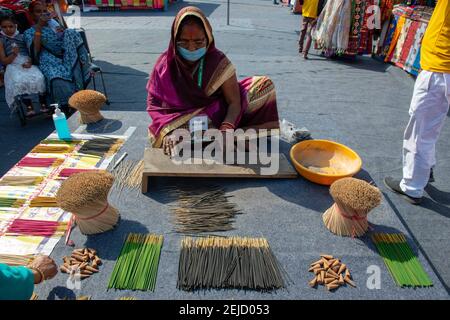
[52,104,71,140]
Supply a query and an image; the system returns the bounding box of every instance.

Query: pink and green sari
[146,6,279,148]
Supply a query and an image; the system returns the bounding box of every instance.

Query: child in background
[0,15,47,116]
[298,0,325,59]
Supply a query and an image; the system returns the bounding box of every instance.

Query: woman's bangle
[220,121,236,129]
[29,266,45,284]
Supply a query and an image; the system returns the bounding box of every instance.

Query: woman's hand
[22,61,32,68]
[28,255,58,284]
[12,46,19,56]
[163,134,183,156]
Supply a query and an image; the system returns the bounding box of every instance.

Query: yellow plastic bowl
[290,140,362,186]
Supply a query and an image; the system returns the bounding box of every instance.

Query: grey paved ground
[1,0,449,299]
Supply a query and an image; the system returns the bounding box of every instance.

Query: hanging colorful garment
[313,0,352,56]
[347,0,364,55]
[404,22,427,74]
[385,15,406,62]
[391,19,413,65]
[396,20,420,68]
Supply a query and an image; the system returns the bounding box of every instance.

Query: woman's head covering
[147,6,228,111]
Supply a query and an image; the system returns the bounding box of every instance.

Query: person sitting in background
[0,15,47,116]
[23,1,91,109]
[298,0,326,59]
[147,6,280,155]
[0,255,58,300]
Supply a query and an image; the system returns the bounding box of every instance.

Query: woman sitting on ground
[146,6,280,155]
[23,1,91,108]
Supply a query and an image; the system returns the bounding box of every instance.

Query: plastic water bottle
[52,104,71,140]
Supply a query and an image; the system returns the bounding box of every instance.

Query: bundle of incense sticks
[0,197,26,208]
[166,186,242,233]
[58,168,103,178]
[372,233,433,288]
[178,236,287,292]
[31,144,74,154]
[41,139,82,145]
[0,176,44,186]
[6,218,67,237]
[78,138,122,157]
[0,254,34,266]
[108,234,163,291]
[17,157,63,168]
[29,197,58,207]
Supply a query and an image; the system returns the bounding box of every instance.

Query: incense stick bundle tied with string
[56,171,120,235]
[17,157,63,168]
[323,178,382,237]
[178,236,287,291]
[31,145,74,154]
[68,90,106,124]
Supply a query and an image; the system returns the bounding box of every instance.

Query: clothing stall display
[86,0,175,10]
[381,4,436,76]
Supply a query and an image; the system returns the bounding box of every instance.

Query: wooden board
[141,148,298,192]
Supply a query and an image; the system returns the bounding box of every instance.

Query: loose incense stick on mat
[30,293,39,300]
[178,236,287,292]
[111,160,144,198]
[0,197,26,208]
[0,254,34,266]
[6,219,67,237]
[166,185,242,233]
[108,234,163,291]
[0,176,44,186]
[17,157,63,168]
[372,233,433,288]
[78,138,122,157]
[31,145,74,154]
[29,197,58,207]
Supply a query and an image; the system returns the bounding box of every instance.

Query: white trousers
[400,70,450,198]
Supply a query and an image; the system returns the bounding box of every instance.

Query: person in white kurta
[384,0,450,205]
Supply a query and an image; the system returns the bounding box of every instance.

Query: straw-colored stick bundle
[308,254,355,291]
[78,138,122,157]
[6,219,67,237]
[56,171,120,235]
[0,176,44,186]
[0,254,34,266]
[323,178,382,237]
[29,197,58,207]
[108,234,163,291]
[0,197,26,208]
[30,293,39,300]
[178,236,286,292]
[372,233,433,287]
[17,157,64,168]
[166,186,242,233]
[69,90,106,124]
[31,144,74,154]
[117,297,137,300]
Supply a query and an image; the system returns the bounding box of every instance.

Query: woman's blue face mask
[177,46,207,62]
